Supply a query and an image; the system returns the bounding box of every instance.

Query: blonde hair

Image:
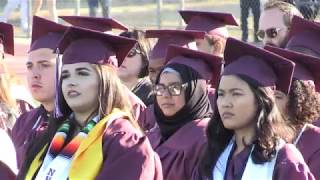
[95,64,141,131]
[206,34,227,57]
[0,61,17,130]
[264,0,303,27]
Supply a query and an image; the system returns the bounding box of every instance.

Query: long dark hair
[199,74,293,178]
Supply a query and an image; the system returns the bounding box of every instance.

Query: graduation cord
[293,124,308,145]
[221,59,226,75]
[54,48,63,118]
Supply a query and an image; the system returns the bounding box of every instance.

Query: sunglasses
[256,28,284,40]
[127,44,142,57]
[153,83,187,96]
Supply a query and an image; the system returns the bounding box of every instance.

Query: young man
[146,29,204,84]
[179,10,238,57]
[11,16,68,169]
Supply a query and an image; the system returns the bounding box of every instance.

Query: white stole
[213,138,285,180]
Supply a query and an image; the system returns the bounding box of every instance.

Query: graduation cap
[0,22,14,55]
[30,16,68,52]
[265,45,320,92]
[145,29,205,60]
[179,10,238,37]
[54,26,137,118]
[286,15,320,57]
[165,45,223,87]
[223,38,295,94]
[58,26,137,67]
[59,16,128,32]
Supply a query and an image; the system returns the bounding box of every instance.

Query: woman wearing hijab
[18,26,162,180]
[11,16,68,169]
[146,45,222,180]
[198,38,314,180]
[265,46,320,180]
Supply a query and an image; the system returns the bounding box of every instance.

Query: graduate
[59,15,147,122]
[119,29,154,106]
[146,45,222,180]
[0,22,19,132]
[138,29,205,131]
[179,10,238,57]
[197,38,315,180]
[283,15,320,127]
[11,16,68,169]
[285,15,320,57]
[265,45,320,179]
[18,26,162,180]
[145,29,204,84]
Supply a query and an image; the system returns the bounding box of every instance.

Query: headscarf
[154,63,212,140]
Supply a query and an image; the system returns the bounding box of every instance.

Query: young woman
[118,29,154,106]
[0,22,18,132]
[11,16,68,169]
[18,26,162,180]
[58,15,148,126]
[146,45,222,180]
[265,45,320,180]
[284,15,320,128]
[198,38,315,180]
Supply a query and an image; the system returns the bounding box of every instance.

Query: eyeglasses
[153,83,187,96]
[256,28,284,41]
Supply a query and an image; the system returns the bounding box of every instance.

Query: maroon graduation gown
[223,144,315,180]
[0,162,16,180]
[313,119,320,127]
[139,104,158,132]
[147,118,209,180]
[95,118,163,180]
[17,99,33,114]
[127,90,148,128]
[296,125,320,180]
[11,106,48,169]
